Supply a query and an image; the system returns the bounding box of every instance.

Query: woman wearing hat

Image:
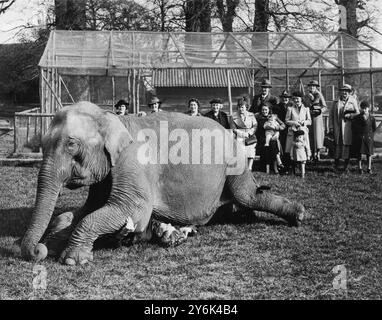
[255,103,286,174]
[285,91,312,164]
[305,80,327,162]
[231,97,258,170]
[329,84,359,172]
[114,99,130,116]
[185,98,202,116]
[249,79,278,115]
[204,98,230,129]
[148,96,163,113]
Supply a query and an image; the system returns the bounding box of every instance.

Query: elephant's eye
[66,139,80,156]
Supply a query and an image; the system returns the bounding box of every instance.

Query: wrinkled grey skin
[21,102,305,265]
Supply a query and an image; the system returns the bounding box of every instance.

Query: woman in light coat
[329,84,359,172]
[304,80,327,161]
[231,97,258,170]
[285,91,312,161]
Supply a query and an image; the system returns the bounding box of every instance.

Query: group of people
[114,78,377,176]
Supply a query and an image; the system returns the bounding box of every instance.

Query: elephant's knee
[50,211,74,233]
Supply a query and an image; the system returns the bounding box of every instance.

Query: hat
[210,98,223,104]
[115,99,129,108]
[261,79,272,88]
[279,90,291,98]
[293,130,305,138]
[292,91,303,98]
[360,100,370,109]
[308,80,320,87]
[148,96,161,106]
[340,84,352,92]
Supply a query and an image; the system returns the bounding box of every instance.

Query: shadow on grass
[208,203,287,227]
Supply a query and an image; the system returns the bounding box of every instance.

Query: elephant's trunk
[21,157,62,261]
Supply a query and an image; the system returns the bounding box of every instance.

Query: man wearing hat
[148,96,163,113]
[249,79,278,115]
[204,98,230,129]
[305,80,327,162]
[329,84,359,172]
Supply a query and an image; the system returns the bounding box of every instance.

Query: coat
[249,93,278,114]
[203,110,230,129]
[291,141,309,162]
[285,104,312,157]
[255,113,285,161]
[304,91,327,150]
[272,102,291,151]
[329,96,359,146]
[352,114,376,156]
[231,111,258,158]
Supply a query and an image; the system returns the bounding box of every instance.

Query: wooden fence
[13,108,54,155]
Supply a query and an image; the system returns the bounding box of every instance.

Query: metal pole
[227,69,232,115]
[286,51,290,90]
[370,50,374,112]
[340,34,345,86]
[112,76,115,112]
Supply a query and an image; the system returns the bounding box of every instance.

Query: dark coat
[249,93,278,114]
[203,110,230,129]
[272,102,291,151]
[352,114,376,156]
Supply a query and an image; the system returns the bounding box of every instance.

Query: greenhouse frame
[13,30,382,154]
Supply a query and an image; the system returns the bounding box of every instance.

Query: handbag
[310,104,322,117]
[245,135,257,146]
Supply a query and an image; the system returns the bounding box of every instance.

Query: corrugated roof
[153,68,252,87]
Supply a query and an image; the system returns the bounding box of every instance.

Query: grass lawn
[0,160,381,300]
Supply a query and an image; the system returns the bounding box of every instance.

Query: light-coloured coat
[329,96,359,146]
[304,91,327,150]
[231,111,258,158]
[285,104,312,157]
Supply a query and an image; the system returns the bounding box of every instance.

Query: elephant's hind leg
[226,171,305,226]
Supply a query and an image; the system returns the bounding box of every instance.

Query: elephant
[20,101,305,265]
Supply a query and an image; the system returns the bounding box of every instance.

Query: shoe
[367,169,373,174]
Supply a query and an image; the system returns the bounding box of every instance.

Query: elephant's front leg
[44,176,112,258]
[59,203,152,265]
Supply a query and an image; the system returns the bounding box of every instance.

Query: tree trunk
[253,0,269,32]
[184,0,211,32]
[55,0,87,30]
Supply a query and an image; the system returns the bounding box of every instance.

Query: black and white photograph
[0,0,381,303]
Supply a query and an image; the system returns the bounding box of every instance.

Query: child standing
[263,114,284,173]
[290,130,309,178]
[352,101,377,173]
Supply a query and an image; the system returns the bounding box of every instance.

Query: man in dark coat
[203,98,230,129]
[272,90,292,173]
[249,79,278,115]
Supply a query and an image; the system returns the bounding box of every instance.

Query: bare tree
[0,0,15,15]
[184,0,212,32]
[216,0,240,32]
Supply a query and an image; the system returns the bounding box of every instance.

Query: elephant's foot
[152,221,197,247]
[284,203,305,227]
[59,245,93,266]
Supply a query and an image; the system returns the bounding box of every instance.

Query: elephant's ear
[103,112,134,166]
